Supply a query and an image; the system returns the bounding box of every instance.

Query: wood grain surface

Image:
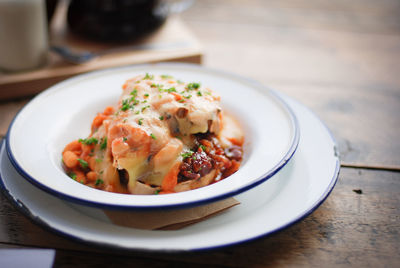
[0,168,398,267]
[0,0,399,267]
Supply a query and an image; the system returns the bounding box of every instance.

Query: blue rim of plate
[5,63,300,210]
[0,95,340,252]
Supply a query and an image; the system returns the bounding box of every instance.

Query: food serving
[62,74,244,195]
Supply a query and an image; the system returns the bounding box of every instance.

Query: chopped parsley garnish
[77,158,88,169]
[100,137,107,150]
[131,99,139,106]
[181,150,194,159]
[197,91,202,96]
[178,99,185,103]
[123,137,128,142]
[78,137,98,145]
[121,99,131,111]
[199,145,207,151]
[184,94,192,99]
[161,74,173,79]
[95,158,102,163]
[159,115,164,120]
[144,93,149,97]
[130,89,138,96]
[141,105,150,112]
[68,172,77,180]
[165,87,177,93]
[187,82,200,90]
[154,189,161,195]
[150,84,164,91]
[144,73,154,80]
[138,118,144,125]
[95,179,104,186]
[135,111,140,114]
[150,133,156,140]
[142,100,147,103]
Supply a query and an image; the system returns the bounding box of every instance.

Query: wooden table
[1,0,399,267]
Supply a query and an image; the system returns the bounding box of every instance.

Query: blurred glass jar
[0,0,48,72]
[66,0,193,42]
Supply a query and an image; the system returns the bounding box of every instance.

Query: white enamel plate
[6,64,299,209]
[0,94,339,251]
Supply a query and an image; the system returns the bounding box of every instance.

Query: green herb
[144,93,149,97]
[197,91,202,96]
[77,158,89,169]
[123,137,128,142]
[95,179,104,186]
[68,172,77,180]
[121,99,130,111]
[205,91,211,95]
[135,111,140,114]
[138,118,144,125]
[159,116,164,120]
[178,99,185,103]
[95,158,102,163]
[78,137,98,145]
[187,82,200,90]
[141,105,150,112]
[100,137,107,150]
[181,150,194,159]
[158,94,162,99]
[184,94,192,99]
[165,87,176,93]
[154,189,161,195]
[130,89,138,96]
[144,73,154,80]
[80,180,85,184]
[150,133,156,140]
[199,144,207,151]
[161,74,173,79]
[142,100,147,103]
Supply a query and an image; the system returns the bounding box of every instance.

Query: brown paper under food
[104,198,240,230]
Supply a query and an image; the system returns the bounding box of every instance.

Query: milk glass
[0,0,48,72]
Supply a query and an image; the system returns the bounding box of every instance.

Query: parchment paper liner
[104,198,240,230]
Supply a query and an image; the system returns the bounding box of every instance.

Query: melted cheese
[96,74,223,193]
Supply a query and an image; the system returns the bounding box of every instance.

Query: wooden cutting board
[0,2,202,100]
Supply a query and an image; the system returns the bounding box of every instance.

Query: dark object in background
[46,0,59,23]
[67,0,168,42]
